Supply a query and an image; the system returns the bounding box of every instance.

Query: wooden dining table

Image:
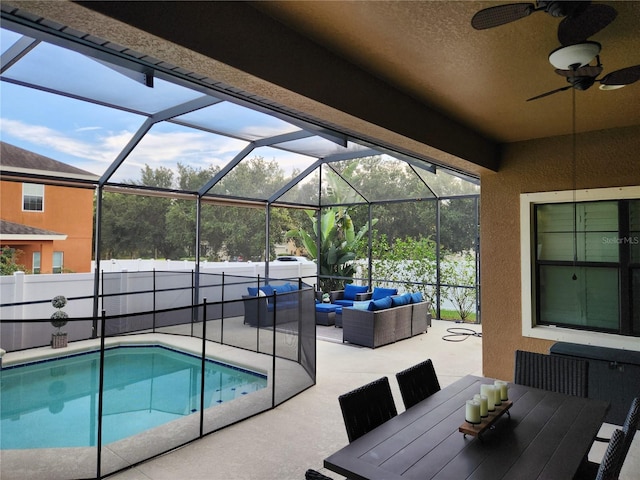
[324,375,609,480]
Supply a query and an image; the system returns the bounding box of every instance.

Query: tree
[440,197,478,253]
[99,165,176,258]
[363,235,438,306]
[440,251,477,321]
[1,246,27,275]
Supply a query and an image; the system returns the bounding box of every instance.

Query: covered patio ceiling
[0,9,479,209]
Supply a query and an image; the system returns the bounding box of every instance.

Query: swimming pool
[0,345,267,450]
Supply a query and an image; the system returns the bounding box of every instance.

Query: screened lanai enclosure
[0,13,480,320]
[1,9,478,479]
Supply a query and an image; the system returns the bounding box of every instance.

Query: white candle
[493,385,502,406]
[495,380,509,401]
[480,384,496,411]
[474,394,489,417]
[465,400,481,424]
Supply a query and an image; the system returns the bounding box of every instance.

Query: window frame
[32,251,41,274]
[520,186,640,350]
[22,183,44,212]
[53,251,63,274]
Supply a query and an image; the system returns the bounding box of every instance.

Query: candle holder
[460,401,513,438]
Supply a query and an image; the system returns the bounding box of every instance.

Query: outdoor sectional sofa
[342,292,431,348]
[242,282,302,327]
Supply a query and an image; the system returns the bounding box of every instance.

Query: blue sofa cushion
[352,300,371,310]
[273,283,296,294]
[316,303,338,313]
[368,296,393,311]
[411,292,423,303]
[261,285,274,296]
[343,284,369,300]
[391,293,411,307]
[248,285,275,296]
[372,287,398,300]
[334,299,354,307]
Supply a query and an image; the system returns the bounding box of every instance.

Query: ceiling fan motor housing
[540,1,577,18]
[568,75,596,90]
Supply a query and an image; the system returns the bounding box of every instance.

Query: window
[535,201,624,332]
[53,251,63,274]
[23,183,44,211]
[33,252,41,274]
[521,187,640,349]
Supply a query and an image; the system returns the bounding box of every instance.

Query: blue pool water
[0,345,267,449]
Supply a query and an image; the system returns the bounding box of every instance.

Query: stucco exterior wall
[481,125,640,381]
[0,181,94,273]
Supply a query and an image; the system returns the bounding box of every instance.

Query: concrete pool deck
[102,320,639,480]
[3,320,638,479]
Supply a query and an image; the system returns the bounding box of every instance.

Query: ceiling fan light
[599,84,625,91]
[549,41,601,70]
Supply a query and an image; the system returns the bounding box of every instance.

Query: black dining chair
[593,397,640,466]
[395,359,441,409]
[305,469,333,480]
[514,350,589,397]
[338,376,398,443]
[573,428,627,480]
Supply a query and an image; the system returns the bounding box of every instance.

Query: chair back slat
[514,350,589,397]
[395,359,441,410]
[619,397,640,472]
[338,377,397,443]
[596,429,626,480]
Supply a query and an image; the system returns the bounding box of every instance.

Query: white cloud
[1,118,121,165]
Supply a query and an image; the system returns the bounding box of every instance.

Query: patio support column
[194,196,202,309]
[265,203,271,278]
[474,196,481,324]
[92,185,103,338]
[316,206,322,289]
[368,203,373,288]
[435,199,441,320]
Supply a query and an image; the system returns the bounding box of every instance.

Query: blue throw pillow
[368,296,393,311]
[411,292,423,303]
[372,287,398,300]
[273,284,293,294]
[352,300,371,310]
[343,284,369,300]
[391,294,410,307]
[259,285,274,296]
[247,287,259,296]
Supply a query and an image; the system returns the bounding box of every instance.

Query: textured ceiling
[252,1,640,144]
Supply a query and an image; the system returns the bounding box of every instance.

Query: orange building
[0,142,97,273]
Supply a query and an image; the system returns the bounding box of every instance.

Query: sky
[0,26,320,186]
[0,25,477,197]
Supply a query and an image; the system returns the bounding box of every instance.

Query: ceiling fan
[471,1,617,46]
[526,41,640,101]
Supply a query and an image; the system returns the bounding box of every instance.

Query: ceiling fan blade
[526,85,573,102]
[557,4,617,45]
[600,65,640,86]
[471,3,535,30]
[554,66,603,78]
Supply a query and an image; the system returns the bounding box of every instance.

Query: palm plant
[287,207,376,292]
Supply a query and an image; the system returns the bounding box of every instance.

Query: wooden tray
[459,400,513,438]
